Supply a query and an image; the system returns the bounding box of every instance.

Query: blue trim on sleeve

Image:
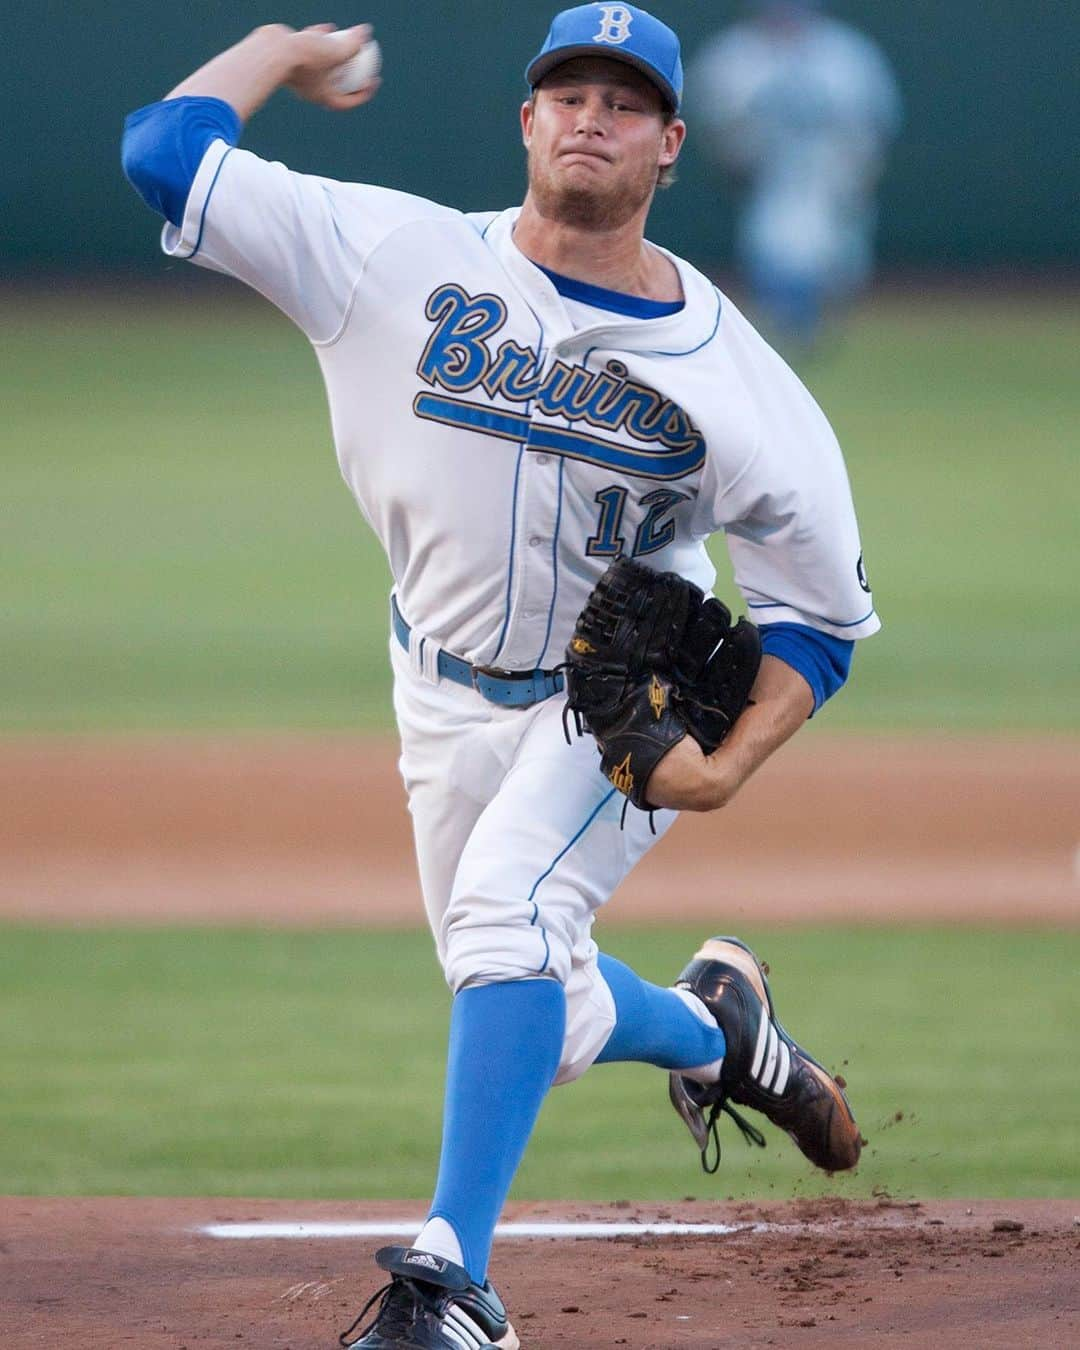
[188,147,234,260]
[748,600,876,629]
[759,622,854,713]
[537,264,685,318]
[121,97,241,228]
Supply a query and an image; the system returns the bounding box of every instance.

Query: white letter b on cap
[594,5,633,44]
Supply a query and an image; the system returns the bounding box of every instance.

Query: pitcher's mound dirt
[2,1197,1077,1348]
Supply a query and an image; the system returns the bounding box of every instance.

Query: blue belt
[391,597,565,708]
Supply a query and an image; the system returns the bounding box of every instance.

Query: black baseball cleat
[339,1246,519,1349]
[669,937,862,1174]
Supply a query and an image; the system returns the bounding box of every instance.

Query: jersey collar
[481,207,721,356]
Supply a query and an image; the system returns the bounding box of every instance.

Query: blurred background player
[688,0,901,348]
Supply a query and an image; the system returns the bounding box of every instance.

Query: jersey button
[535,455,550,465]
[529,536,544,547]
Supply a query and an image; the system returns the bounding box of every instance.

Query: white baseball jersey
[159,136,880,1081]
[163,138,879,677]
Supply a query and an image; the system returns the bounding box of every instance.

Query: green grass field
[3,293,1077,1204]
[2,925,1077,1200]
[3,293,1078,731]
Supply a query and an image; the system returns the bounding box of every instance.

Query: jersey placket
[493,335,569,672]
[493,320,670,672]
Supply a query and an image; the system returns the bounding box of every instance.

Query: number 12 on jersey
[586,486,690,559]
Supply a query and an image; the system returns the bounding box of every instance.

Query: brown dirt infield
[2,1197,1078,1348]
[2,734,1078,1347]
[2,733,1077,926]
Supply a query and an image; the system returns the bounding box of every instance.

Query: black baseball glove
[564,557,761,810]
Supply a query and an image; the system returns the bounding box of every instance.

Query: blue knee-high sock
[427,979,565,1284]
[594,953,726,1069]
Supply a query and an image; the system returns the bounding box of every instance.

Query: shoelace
[339,1278,434,1347]
[559,689,580,747]
[700,1098,767,1175]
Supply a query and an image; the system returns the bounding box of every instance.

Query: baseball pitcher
[122,6,879,1346]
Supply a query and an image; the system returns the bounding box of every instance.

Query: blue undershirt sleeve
[759,622,854,713]
[121,97,242,227]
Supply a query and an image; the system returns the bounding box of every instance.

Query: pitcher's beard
[527,153,656,232]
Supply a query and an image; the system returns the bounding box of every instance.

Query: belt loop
[420,637,441,685]
[409,630,442,687]
[394,592,441,687]
[407,626,426,678]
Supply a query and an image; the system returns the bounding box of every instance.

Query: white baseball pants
[389,635,677,1084]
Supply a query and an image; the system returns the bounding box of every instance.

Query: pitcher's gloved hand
[564,557,761,810]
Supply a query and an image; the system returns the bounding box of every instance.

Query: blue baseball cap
[526,4,683,113]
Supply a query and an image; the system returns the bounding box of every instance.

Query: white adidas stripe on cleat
[748,1020,792,1096]
[750,1013,770,1081]
[772,1039,791,1095]
[760,1024,780,1091]
[443,1304,491,1349]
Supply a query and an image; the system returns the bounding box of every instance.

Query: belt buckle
[471,663,539,708]
[471,663,524,690]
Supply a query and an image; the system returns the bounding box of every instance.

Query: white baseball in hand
[330,34,382,94]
